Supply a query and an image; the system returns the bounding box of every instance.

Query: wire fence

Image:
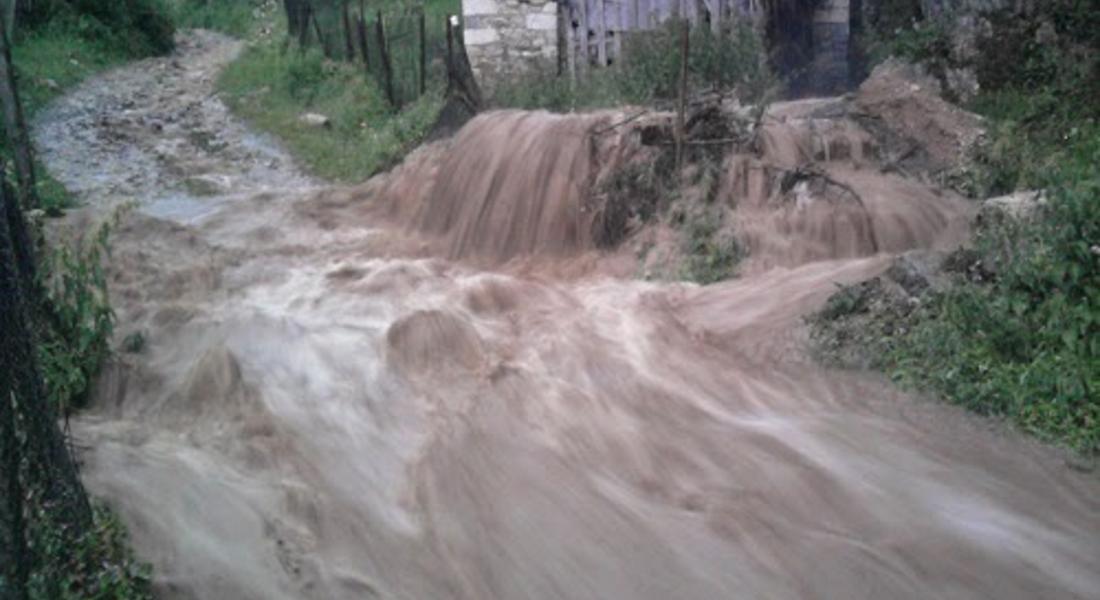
[292,1,455,108]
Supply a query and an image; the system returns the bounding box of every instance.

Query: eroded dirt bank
[34,31,1100,600]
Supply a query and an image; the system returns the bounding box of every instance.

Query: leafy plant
[35,216,116,414]
[681,209,742,285]
[26,504,152,600]
[493,18,776,111]
[887,131,1100,454]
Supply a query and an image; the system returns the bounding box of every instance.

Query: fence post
[578,0,590,71]
[342,1,355,61]
[418,8,427,97]
[375,11,397,107]
[356,11,371,72]
[596,0,607,66]
[297,1,310,50]
[675,18,688,173]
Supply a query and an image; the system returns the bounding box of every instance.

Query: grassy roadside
[815,3,1100,456]
[213,0,453,183]
[218,45,443,181]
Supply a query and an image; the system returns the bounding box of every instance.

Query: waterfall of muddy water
[34,32,1100,600]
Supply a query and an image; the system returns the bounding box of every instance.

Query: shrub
[20,0,177,56]
[171,0,258,37]
[493,18,775,111]
[889,127,1100,454]
[36,213,116,414]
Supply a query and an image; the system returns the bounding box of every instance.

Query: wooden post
[578,0,590,70]
[596,0,607,67]
[0,9,36,209]
[567,7,577,83]
[375,11,396,107]
[418,8,427,96]
[675,18,688,172]
[612,0,623,62]
[297,1,311,50]
[356,12,371,72]
[342,1,355,61]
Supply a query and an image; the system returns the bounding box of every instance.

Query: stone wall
[462,0,560,88]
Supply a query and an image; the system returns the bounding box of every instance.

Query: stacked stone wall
[463,0,560,88]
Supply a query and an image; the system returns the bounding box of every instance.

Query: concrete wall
[462,0,560,87]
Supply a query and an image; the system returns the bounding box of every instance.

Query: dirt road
[34,31,1100,600]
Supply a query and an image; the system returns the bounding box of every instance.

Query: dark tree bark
[0,174,29,600]
[0,167,93,599]
[426,15,483,141]
[0,8,37,210]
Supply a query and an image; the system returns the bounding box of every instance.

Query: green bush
[26,504,152,600]
[888,123,1100,454]
[494,19,775,111]
[844,3,1100,453]
[35,213,116,414]
[171,0,257,37]
[19,0,176,56]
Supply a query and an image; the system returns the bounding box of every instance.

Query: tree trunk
[1,169,94,597]
[0,172,29,599]
[0,8,37,210]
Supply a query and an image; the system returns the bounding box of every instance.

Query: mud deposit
[34,31,1100,600]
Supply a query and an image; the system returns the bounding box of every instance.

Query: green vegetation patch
[494,19,775,112]
[170,0,259,37]
[218,43,442,182]
[817,2,1100,455]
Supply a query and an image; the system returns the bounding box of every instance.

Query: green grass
[846,2,1100,455]
[886,135,1100,454]
[169,0,258,37]
[206,0,457,182]
[218,44,442,182]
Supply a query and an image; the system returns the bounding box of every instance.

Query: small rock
[977,191,1046,225]
[42,78,61,91]
[885,251,947,298]
[298,113,331,128]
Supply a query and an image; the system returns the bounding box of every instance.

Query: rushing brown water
[36,33,1100,600]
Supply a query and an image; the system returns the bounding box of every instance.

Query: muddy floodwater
[34,31,1100,599]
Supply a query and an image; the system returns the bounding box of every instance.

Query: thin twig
[590,109,650,136]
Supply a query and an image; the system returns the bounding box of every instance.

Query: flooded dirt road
[34,31,1100,600]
